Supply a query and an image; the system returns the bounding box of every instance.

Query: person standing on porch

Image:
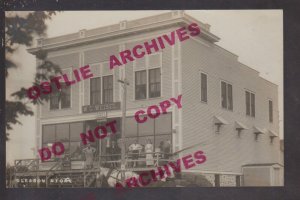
[110,140,121,167]
[128,140,142,167]
[83,144,96,169]
[145,139,154,167]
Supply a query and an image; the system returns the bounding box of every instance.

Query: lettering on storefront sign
[82,102,121,113]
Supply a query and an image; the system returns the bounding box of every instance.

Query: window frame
[60,83,71,109]
[220,80,233,111]
[135,70,147,100]
[133,52,162,100]
[42,122,85,161]
[245,90,256,117]
[49,68,72,111]
[124,112,172,152]
[49,85,60,110]
[87,62,114,105]
[268,99,273,123]
[90,77,101,105]
[102,75,114,104]
[200,72,208,103]
[148,68,161,98]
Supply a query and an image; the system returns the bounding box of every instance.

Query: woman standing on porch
[145,139,154,167]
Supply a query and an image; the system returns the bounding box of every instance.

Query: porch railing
[14,159,39,172]
[98,151,175,169]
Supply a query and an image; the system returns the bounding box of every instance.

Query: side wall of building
[180,36,280,174]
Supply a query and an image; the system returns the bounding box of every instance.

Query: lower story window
[124,113,172,154]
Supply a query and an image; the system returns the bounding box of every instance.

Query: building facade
[27,11,283,186]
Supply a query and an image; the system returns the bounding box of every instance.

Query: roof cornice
[27,12,220,54]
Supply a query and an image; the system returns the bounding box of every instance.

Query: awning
[235,121,249,130]
[268,130,278,138]
[253,126,265,134]
[213,116,229,125]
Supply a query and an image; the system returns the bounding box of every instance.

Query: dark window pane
[42,143,56,161]
[103,75,113,103]
[61,85,71,109]
[155,113,172,135]
[246,91,250,116]
[56,123,69,142]
[251,93,255,117]
[138,117,154,136]
[125,117,137,137]
[55,142,69,159]
[139,136,154,146]
[135,71,146,100]
[90,77,101,105]
[154,135,172,152]
[201,73,207,102]
[269,100,273,122]
[50,86,60,110]
[42,125,56,143]
[228,84,233,110]
[221,82,227,108]
[70,122,84,141]
[70,142,84,160]
[149,68,161,98]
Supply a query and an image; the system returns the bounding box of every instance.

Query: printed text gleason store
[13,11,283,187]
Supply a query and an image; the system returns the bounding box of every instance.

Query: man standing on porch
[83,144,96,169]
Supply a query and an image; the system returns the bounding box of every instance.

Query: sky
[6,10,283,164]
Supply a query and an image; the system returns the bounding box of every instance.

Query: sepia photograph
[5,10,283,189]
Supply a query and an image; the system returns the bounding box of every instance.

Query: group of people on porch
[82,138,171,169]
[128,139,171,167]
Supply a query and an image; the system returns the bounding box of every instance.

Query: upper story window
[90,77,101,105]
[50,83,71,110]
[102,75,113,103]
[134,52,162,100]
[246,91,255,117]
[61,84,71,108]
[49,69,72,110]
[200,73,207,103]
[135,70,147,100]
[89,62,113,105]
[269,100,273,123]
[221,81,233,110]
[149,68,161,98]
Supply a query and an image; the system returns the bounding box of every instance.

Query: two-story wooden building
[21,11,283,187]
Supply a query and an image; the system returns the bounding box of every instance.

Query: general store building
[23,11,283,187]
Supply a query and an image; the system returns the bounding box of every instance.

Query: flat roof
[28,11,220,54]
